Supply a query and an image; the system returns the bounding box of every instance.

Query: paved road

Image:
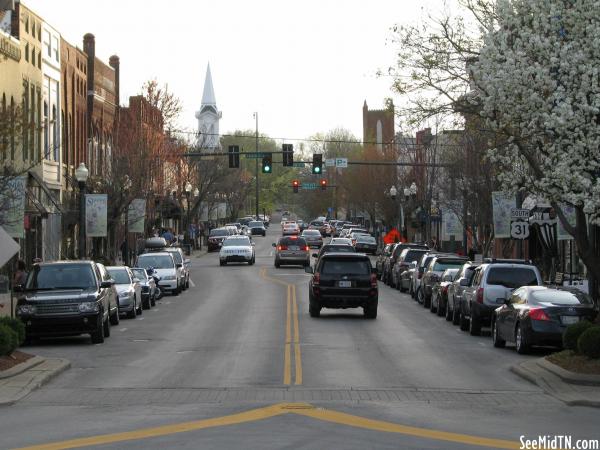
[1,223,598,449]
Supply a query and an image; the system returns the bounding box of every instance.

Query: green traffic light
[265,166,271,172]
[314,167,321,173]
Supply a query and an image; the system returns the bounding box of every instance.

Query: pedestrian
[13,259,27,287]
[468,247,476,261]
[162,228,174,243]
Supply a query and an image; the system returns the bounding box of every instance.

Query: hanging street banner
[442,209,462,240]
[492,192,516,239]
[128,199,146,233]
[557,203,577,240]
[0,176,26,238]
[85,194,108,237]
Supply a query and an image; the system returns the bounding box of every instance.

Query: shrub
[578,326,600,359]
[563,321,594,351]
[0,317,25,346]
[0,324,18,356]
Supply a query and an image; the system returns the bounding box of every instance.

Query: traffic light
[282,144,294,167]
[320,179,327,190]
[292,179,299,193]
[228,145,240,168]
[262,153,272,173]
[312,153,322,174]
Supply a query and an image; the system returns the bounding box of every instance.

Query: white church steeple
[195,63,221,149]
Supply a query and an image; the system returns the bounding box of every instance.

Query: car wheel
[429,295,437,313]
[274,259,281,268]
[249,258,255,265]
[136,297,143,315]
[127,305,136,319]
[109,307,120,325]
[364,300,378,319]
[469,311,482,336]
[142,295,151,310]
[309,301,321,317]
[399,281,406,293]
[515,323,530,354]
[185,278,190,289]
[103,313,110,338]
[220,260,226,266]
[150,294,156,307]
[423,293,431,309]
[459,309,469,331]
[173,286,181,296]
[437,298,445,317]
[91,317,105,344]
[445,300,453,321]
[416,288,424,304]
[492,318,506,348]
[155,287,163,301]
[452,304,461,325]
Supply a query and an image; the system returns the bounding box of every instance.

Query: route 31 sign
[510,221,530,239]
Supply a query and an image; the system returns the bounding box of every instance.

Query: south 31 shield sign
[510,208,530,240]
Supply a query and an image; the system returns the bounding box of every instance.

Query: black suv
[421,255,468,308]
[15,261,119,344]
[305,253,378,319]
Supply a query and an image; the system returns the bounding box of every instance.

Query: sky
[25,0,442,142]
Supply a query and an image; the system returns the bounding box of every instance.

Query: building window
[24,15,29,33]
[10,97,15,160]
[52,36,59,62]
[22,86,29,162]
[25,42,29,62]
[43,30,50,57]
[37,25,41,42]
[38,51,41,69]
[43,101,48,159]
[32,21,36,38]
[31,47,35,66]
[52,105,58,161]
[1,93,6,160]
[30,84,35,161]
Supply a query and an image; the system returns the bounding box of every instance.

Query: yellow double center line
[260,267,302,385]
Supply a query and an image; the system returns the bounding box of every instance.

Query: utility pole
[254,112,259,220]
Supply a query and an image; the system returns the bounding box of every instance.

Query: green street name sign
[244,152,267,159]
[301,182,317,190]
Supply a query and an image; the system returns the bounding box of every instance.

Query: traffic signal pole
[254,112,259,220]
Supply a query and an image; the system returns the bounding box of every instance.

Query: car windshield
[210,229,229,237]
[107,269,131,284]
[487,267,538,289]
[249,221,263,227]
[137,254,174,269]
[303,230,321,236]
[321,259,370,275]
[166,250,183,264]
[530,289,593,305]
[26,264,96,290]
[279,237,307,246]
[433,261,466,271]
[223,237,251,247]
[356,235,375,243]
[403,250,428,263]
[131,269,147,280]
[321,245,356,254]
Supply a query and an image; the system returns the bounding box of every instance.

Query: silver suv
[460,261,542,336]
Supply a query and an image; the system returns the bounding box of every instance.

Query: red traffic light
[320,179,327,190]
[292,179,299,193]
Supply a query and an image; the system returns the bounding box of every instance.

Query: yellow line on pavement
[15,403,292,450]
[292,284,302,385]
[284,285,292,385]
[294,407,522,449]
[259,266,289,287]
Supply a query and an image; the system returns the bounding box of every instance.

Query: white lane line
[119,328,128,332]
[189,279,196,288]
[152,308,159,312]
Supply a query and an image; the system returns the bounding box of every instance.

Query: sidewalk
[0,356,70,406]
[512,358,600,407]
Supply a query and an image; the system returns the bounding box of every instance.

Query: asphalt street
[1,223,598,449]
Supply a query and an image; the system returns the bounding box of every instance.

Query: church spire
[201,63,216,106]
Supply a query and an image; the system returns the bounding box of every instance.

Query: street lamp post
[185,181,192,247]
[123,175,132,265]
[193,187,200,249]
[389,185,402,242]
[75,163,89,259]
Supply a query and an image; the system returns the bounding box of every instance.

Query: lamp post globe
[193,187,199,198]
[75,163,89,183]
[389,185,397,199]
[75,163,89,260]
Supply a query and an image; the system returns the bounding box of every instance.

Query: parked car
[492,286,597,354]
[446,262,479,324]
[219,235,256,265]
[273,236,310,267]
[163,247,189,291]
[376,244,394,280]
[384,243,429,286]
[135,252,180,295]
[460,261,543,335]
[430,268,460,316]
[207,228,232,252]
[412,252,441,302]
[392,248,429,291]
[15,261,118,344]
[107,266,142,319]
[399,261,418,293]
[305,252,378,318]
[301,229,324,248]
[421,255,468,309]
[354,234,377,254]
[131,267,157,308]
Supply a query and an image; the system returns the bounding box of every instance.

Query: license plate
[338,280,352,288]
[561,316,579,325]
[289,246,299,250]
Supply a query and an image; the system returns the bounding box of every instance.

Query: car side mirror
[100,281,112,288]
[459,279,469,286]
[304,266,313,274]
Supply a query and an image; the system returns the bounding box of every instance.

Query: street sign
[244,152,267,159]
[510,220,530,239]
[293,162,305,168]
[335,158,348,168]
[511,208,529,219]
[325,159,335,167]
[301,183,317,190]
[0,225,20,269]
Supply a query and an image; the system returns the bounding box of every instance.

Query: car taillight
[370,273,377,288]
[442,285,449,294]
[528,308,551,321]
[476,287,484,304]
[278,245,287,251]
[313,272,320,286]
[304,245,310,251]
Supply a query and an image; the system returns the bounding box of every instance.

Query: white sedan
[219,236,256,266]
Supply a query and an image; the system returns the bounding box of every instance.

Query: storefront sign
[128,199,146,233]
[85,194,108,237]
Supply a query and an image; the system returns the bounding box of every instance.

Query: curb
[0,355,44,380]
[538,358,600,386]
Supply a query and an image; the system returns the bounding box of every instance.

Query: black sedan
[248,221,266,236]
[492,286,597,354]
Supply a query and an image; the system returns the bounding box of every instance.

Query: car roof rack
[483,258,533,265]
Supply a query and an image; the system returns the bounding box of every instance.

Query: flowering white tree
[471,0,600,279]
